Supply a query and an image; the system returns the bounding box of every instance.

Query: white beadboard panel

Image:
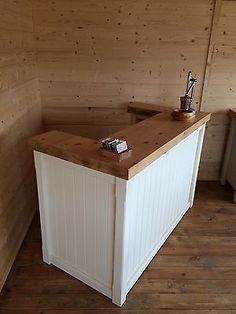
[34,152,115,297]
[34,124,206,306]
[189,124,206,207]
[122,128,201,293]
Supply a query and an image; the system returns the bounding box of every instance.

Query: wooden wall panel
[0,0,233,292]
[32,0,213,138]
[200,0,236,180]
[0,0,42,291]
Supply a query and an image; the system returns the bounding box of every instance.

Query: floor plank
[0,181,236,313]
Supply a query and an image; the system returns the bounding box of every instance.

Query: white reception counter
[30,106,210,306]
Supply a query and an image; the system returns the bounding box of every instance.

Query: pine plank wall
[31,0,236,180]
[33,0,212,138]
[0,1,42,291]
[0,0,236,292]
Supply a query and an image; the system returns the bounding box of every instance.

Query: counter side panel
[122,127,202,295]
[34,152,115,298]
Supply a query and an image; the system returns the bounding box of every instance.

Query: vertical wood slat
[122,128,201,294]
[34,152,115,297]
[200,0,223,111]
[189,124,206,207]
[112,178,128,306]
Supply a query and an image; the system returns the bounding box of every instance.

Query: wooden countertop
[30,109,210,180]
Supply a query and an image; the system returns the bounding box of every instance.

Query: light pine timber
[31,0,236,181]
[0,0,42,292]
[30,110,210,179]
[200,0,223,112]
[32,0,213,146]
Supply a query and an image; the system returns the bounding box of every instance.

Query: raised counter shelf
[30,109,210,180]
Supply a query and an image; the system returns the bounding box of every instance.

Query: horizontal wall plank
[33,0,213,16]
[33,0,212,150]
[0,1,42,291]
[43,106,132,125]
[45,123,129,139]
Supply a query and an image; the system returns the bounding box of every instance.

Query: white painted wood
[34,124,205,306]
[189,124,206,207]
[34,152,115,297]
[112,178,128,306]
[116,128,201,300]
[34,152,52,264]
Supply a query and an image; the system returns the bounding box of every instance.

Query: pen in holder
[172,71,197,121]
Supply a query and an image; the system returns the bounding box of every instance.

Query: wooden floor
[0,182,236,314]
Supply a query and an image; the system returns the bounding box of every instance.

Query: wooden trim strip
[200,0,223,111]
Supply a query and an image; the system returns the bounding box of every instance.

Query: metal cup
[180,95,192,111]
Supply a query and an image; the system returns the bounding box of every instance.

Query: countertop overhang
[30,108,211,180]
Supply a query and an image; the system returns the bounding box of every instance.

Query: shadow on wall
[43,102,135,139]
[0,88,42,291]
[43,101,173,139]
[199,110,231,181]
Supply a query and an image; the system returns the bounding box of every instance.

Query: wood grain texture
[29,0,236,180]
[29,111,210,179]
[128,102,172,116]
[1,181,236,312]
[200,0,236,180]
[0,0,42,292]
[32,0,213,137]
[200,0,223,112]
